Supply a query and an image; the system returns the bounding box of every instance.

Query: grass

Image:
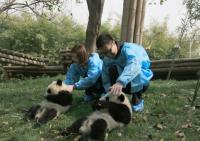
[0,75,200,141]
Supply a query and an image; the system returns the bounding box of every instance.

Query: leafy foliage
[183,0,200,21]
[100,21,121,41]
[142,20,200,59]
[0,13,85,64]
[142,20,177,59]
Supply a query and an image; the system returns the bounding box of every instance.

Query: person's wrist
[73,84,76,89]
[116,82,123,87]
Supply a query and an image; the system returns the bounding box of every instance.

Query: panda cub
[25,79,72,124]
[60,92,132,140]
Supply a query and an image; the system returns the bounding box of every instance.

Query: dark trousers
[85,76,105,96]
[109,65,149,104]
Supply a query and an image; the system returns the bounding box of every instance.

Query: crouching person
[96,33,153,112]
[64,43,105,102]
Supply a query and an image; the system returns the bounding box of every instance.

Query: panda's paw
[91,100,101,110]
[97,100,109,107]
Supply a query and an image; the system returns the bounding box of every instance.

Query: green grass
[0,75,200,141]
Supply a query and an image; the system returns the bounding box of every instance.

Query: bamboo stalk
[139,0,147,44]
[120,0,131,41]
[133,0,143,43]
[126,0,137,42]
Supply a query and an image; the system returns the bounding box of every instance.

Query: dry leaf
[181,123,192,128]
[117,132,122,137]
[175,130,185,138]
[2,121,9,125]
[197,128,200,132]
[142,116,148,122]
[154,123,163,130]
[160,139,164,141]
[160,93,167,97]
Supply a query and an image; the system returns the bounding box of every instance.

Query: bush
[0,14,85,64]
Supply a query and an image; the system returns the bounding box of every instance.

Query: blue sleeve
[101,59,111,92]
[64,64,80,85]
[74,55,102,90]
[117,46,141,87]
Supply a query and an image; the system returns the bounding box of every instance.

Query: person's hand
[109,82,123,95]
[65,85,74,93]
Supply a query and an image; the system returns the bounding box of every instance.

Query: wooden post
[191,71,200,106]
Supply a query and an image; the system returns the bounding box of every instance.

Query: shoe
[132,99,144,112]
[84,94,95,102]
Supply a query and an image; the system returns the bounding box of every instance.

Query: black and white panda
[60,92,132,140]
[25,79,73,124]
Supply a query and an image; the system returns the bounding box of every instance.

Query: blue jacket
[102,42,153,93]
[64,53,103,90]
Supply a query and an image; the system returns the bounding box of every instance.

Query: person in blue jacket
[96,33,153,111]
[63,43,105,102]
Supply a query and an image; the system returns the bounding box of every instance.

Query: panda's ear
[57,79,62,86]
[118,94,125,102]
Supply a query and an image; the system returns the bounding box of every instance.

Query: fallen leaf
[160,93,167,97]
[181,123,192,128]
[197,128,200,132]
[142,116,148,122]
[191,106,196,111]
[154,123,163,130]
[117,132,122,137]
[175,130,185,139]
[2,121,9,125]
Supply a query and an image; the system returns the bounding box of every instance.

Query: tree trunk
[126,0,137,42]
[86,0,105,53]
[120,0,131,41]
[139,0,147,44]
[133,0,143,43]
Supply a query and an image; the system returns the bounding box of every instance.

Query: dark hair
[71,43,88,65]
[96,33,114,49]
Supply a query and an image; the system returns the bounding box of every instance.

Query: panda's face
[106,93,132,115]
[106,93,126,104]
[46,79,66,95]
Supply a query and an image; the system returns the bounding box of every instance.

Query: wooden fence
[0,48,47,66]
[2,48,200,80]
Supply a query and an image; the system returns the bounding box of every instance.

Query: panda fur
[25,79,72,124]
[60,92,132,140]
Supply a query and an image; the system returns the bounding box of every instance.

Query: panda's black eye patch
[57,79,62,86]
[118,95,125,102]
[47,89,51,94]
